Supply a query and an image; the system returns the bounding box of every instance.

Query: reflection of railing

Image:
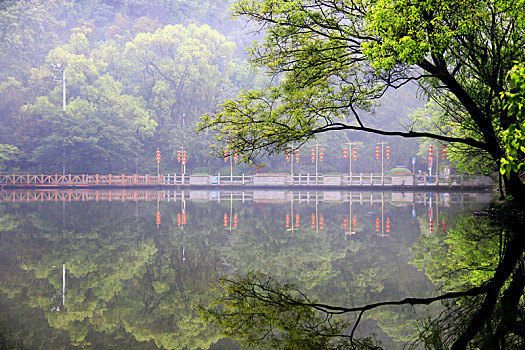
[0,189,493,205]
[0,173,493,188]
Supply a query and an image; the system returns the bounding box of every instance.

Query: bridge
[0,173,493,189]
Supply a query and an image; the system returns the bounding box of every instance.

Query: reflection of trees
[0,200,225,349]
[203,201,525,349]
[1,193,502,349]
[411,204,525,349]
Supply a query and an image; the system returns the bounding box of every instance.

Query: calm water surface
[0,189,493,349]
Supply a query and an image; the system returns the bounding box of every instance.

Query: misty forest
[1,0,525,349]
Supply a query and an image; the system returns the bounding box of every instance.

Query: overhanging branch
[314,123,488,150]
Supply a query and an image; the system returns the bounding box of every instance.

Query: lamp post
[343,143,357,185]
[311,144,324,185]
[375,142,390,185]
[52,63,67,175]
[223,150,238,184]
[177,147,187,184]
[155,147,161,177]
[286,145,299,184]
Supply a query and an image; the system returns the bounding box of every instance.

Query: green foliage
[0,144,21,172]
[500,63,525,178]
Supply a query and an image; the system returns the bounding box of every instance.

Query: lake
[0,189,494,349]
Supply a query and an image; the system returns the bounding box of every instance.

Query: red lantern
[375,217,380,232]
[156,150,161,163]
[311,149,315,163]
[441,146,446,159]
[386,217,391,233]
[286,149,290,162]
[375,146,380,160]
[343,148,348,159]
[233,150,238,163]
[295,150,300,163]
[319,148,324,162]
[343,217,348,230]
[385,146,390,159]
[177,150,181,162]
[429,144,434,158]
[182,151,187,164]
[223,150,228,162]
[352,148,357,161]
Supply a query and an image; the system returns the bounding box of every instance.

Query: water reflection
[0,189,493,349]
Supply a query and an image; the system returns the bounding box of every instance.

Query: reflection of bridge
[0,173,493,189]
[0,189,493,205]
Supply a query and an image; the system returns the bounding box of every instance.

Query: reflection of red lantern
[375,146,380,159]
[441,218,446,232]
[177,213,181,226]
[233,213,238,228]
[429,219,434,234]
[319,215,324,229]
[295,214,300,227]
[352,148,357,161]
[352,215,357,231]
[286,214,290,228]
[156,213,161,225]
[223,213,228,226]
[375,217,380,232]
[343,217,348,230]
[385,146,390,159]
[311,214,315,228]
[343,148,348,159]
[386,217,390,233]
[182,212,186,225]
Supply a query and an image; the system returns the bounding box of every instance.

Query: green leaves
[500,63,525,178]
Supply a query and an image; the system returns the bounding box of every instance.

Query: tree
[200,0,525,198]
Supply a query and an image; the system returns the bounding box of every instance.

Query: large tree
[200,0,525,198]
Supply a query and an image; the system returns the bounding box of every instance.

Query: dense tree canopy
[201,0,525,197]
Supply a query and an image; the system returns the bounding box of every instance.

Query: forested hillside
[1,0,427,175]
